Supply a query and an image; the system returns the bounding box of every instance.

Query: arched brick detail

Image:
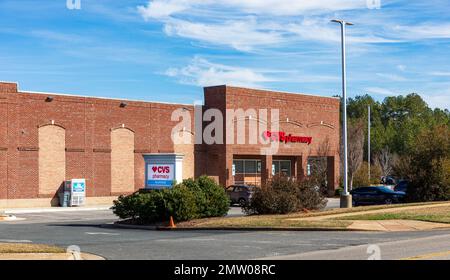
[38,122,66,130]
[111,125,135,133]
[111,128,135,193]
[39,125,66,195]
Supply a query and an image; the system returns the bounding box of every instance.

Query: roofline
[205,85,341,100]
[19,90,195,107]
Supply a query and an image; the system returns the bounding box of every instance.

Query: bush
[112,190,166,224]
[195,176,230,217]
[395,125,450,202]
[112,176,229,224]
[161,185,199,222]
[242,176,327,215]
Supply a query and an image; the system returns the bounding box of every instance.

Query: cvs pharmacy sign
[147,164,174,188]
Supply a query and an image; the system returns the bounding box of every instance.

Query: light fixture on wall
[45,96,54,102]
[120,102,127,108]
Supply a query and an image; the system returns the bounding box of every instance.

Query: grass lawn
[178,201,450,229]
[341,205,450,224]
[0,243,65,254]
[180,215,352,229]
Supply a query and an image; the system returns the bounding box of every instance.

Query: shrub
[112,190,166,224]
[395,125,450,202]
[112,176,229,224]
[196,176,230,217]
[161,185,199,222]
[242,176,327,215]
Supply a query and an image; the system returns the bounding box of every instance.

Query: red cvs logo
[152,166,170,173]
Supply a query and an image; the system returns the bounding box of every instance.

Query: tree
[309,137,331,196]
[375,146,396,178]
[403,125,450,202]
[345,120,365,191]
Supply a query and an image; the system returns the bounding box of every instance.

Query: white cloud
[376,73,408,82]
[397,65,407,72]
[430,71,450,77]
[392,23,450,40]
[365,87,397,96]
[286,19,398,44]
[163,18,285,51]
[137,0,367,19]
[420,93,450,110]
[165,57,276,87]
[138,0,189,20]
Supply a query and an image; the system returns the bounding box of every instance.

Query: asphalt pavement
[1,206,450,260]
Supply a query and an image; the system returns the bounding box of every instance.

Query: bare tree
[346,121,365,191]
[310,137,331,195]
[375,146,395,178]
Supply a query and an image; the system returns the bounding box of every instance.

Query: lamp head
[331,19,354,26]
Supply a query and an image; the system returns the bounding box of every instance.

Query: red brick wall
[0,82,195,199]
[0,81,340,200]
[204,86,341,191]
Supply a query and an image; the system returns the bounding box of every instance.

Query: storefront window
[272,160,291,177]
[233,159,261,186]
[244,160,257,173]
[234,160,244,174]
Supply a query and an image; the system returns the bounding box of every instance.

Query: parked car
[394,180,409,193]
[226,185,255,206]
[351,186,406,206]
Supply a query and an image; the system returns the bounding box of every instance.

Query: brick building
[0,82,340,207]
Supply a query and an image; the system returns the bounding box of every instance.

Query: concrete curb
[0,252,105,260]
[0,215,20,221]
[4,206,113,214]
[108,222,371,232]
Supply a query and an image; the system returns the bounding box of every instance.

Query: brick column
[224,152,233,188]
[327,155,340,196]
[295,156,308,181]
[261,154,272,186]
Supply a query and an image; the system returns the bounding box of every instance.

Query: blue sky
[0,0,449,109]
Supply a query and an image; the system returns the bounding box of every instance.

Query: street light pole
[331,19,353,208]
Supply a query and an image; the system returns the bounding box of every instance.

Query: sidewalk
[2,205,112,215]
[287,202,450,232]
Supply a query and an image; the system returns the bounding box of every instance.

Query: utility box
[70,179,86,206]
[59,180,72,207]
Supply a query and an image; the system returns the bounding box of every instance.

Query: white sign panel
[147,164,175,188]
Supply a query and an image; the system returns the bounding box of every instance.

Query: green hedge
[112,176,229,224]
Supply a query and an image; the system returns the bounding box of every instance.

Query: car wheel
[384,198,393,205]
[238,198,246,207]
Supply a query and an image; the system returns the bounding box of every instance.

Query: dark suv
[226,185,255,206]
[351,186,406,206]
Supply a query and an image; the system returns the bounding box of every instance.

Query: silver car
[226,185,255,206]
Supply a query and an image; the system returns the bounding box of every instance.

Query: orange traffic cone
[168,216,176,228]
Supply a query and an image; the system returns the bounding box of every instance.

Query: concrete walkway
[287,202,450,232]
[347,220,450,232]
[288,202,450,221]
